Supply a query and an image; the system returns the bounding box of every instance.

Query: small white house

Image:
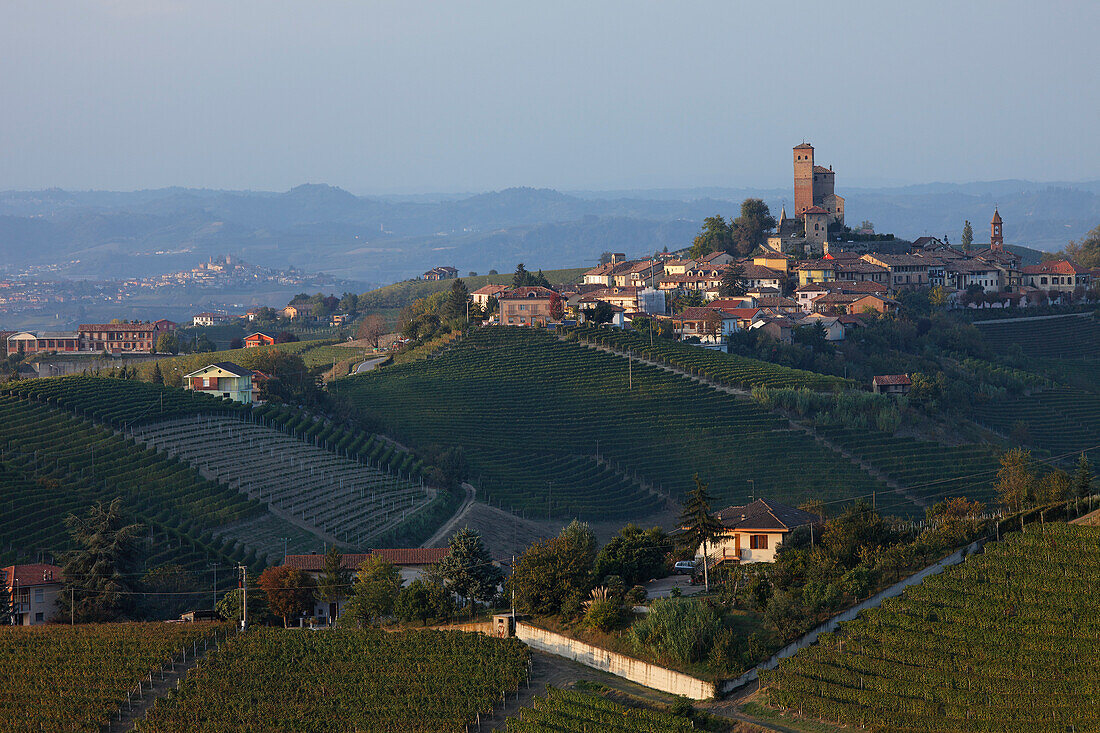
[696,499,820,567]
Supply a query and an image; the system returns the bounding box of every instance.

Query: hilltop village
[1,144,1099,733]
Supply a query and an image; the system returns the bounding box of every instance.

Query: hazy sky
[2,0,1097,193]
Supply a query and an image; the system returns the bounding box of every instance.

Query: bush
[628,599,722,665]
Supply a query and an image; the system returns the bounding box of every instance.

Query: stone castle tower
[792,143,844,226]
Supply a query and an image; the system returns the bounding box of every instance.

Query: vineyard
[761,523,1100,732]
[0,622,222,733]
[0,394,274,572]
[133,415,437,548]
[817,427,1004,508]
[135,628,529,733]
[506,687,694,732]
[976,314,1100,360]
[335,327,900,518]
[3,376,453,554]
[128,338,337,382]
[572,324,855,391]
[972,386,1100,463]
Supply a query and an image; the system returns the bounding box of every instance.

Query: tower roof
[991,208,1002,224]
[794,143,814,150]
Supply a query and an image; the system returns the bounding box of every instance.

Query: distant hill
[0,180,1094,282]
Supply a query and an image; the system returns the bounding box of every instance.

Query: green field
[0,622,223,733]
[507,687,695,732]
[761,523,1100,732]
[135,628,529,733]
[336,327,899,518]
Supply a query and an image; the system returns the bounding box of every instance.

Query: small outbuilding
[872,374,912,395]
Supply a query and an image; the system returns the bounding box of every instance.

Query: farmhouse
[244,332,276,348]
[498,286,559,326]
[872,374,912,395]
[470,284,510,308]
[697,499,820,566]
[3,563,64,626]
[423,266,459,281]
[5,331,80,357]
[192,312,228,327]
[182,362,255,403]
[284,548,450,623]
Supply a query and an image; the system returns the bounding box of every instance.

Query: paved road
[644,574,706,600]
[354,356,390,373]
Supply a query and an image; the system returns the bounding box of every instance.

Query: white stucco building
[696,499,820,567]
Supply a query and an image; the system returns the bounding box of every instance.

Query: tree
[858,220,875,233]
[345,555,401,626]
[995,448,1037,513]
[1074,453,1094,499]
[678,475,723,591]
[215,580,270,626]
[512,263,530,289]
[229,337,243,350]
[316,547,351,624]
[549,292,565,321]
[155,332,180,354]
[151,362,164,385]
[356,314,387,346]
[257,566,316,627]
[593,525,672,586]
[441,279,470,322]
[435,528,501,615]
[688,216,734,259]
[700,310,723,342]
[193,334,216,352]
[338,292,360,314]
[1037,469,1072,504]
[718,264,746,298]
[730,199,776,256]
[1047,224,1100,268]
[274,331,299,344]
[509,521,597,619]
[583,301,616,324]
[395,577,456,626]
[59,499,144,622]
[961,220,973,251]
[599,251,614,265]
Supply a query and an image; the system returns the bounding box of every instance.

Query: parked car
[674,560,696,575]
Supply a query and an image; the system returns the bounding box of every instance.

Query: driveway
[644,574,707,600]
[354,356,390,373]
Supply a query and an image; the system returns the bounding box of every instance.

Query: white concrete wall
[515,622,715,700]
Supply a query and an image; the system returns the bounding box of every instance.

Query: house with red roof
[283,549,450,623]
[1021,260,1091,294]
[695,499,821,566]
[3,563,64,625]
[243,332,275,348]
[872,374,912,395]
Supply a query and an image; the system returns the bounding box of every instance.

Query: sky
[2,0,1098,193]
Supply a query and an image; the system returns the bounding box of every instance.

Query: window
[749,534,769,550]
[34,589,43,603]
[35,613,44,623]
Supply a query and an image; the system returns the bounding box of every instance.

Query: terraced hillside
[761,523,1100,732]
[507,687,694,732]
[0,394,275,572]
[818,427,1004,509]
[574,324,855,391]
[976,313,1100,360]
[973,386,1100,463]
[133,416,437,548]
[336,327,901,518]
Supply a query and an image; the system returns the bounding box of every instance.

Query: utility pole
[239,565,248,631]
[279,537,289,564]
[748,479,756,503]
[547,481,553,520]
[628,359,632,390]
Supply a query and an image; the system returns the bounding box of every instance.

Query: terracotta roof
[794,259,835,271]
[834,261,887,274]
[500,286,558,299]
[707,298,755,309]
[754,296,798,308]
[2,564,63,588]
[283,548,450,571]
[812,166,833,174]
[793,143,814,150]
[470,284,510,296]
[714,499,820,531]
[873,374,912,386]
[677,306,733,321]
[717,308,762,319]
[802,206,830,215]
[991,209,1002,223]
[738,264,785,280]
[1021,260,1089,276]
[80,323,160,332]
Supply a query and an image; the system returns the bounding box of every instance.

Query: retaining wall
[515,622,715,700]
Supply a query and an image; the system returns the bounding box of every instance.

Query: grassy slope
[336,327,900,518]
[358,267,588,311]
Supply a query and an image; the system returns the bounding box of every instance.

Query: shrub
[628,599,722,665]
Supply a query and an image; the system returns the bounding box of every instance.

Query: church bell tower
[990,209,1004,251]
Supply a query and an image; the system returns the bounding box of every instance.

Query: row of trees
[994,449,1093,513]
[688,200,776,259]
